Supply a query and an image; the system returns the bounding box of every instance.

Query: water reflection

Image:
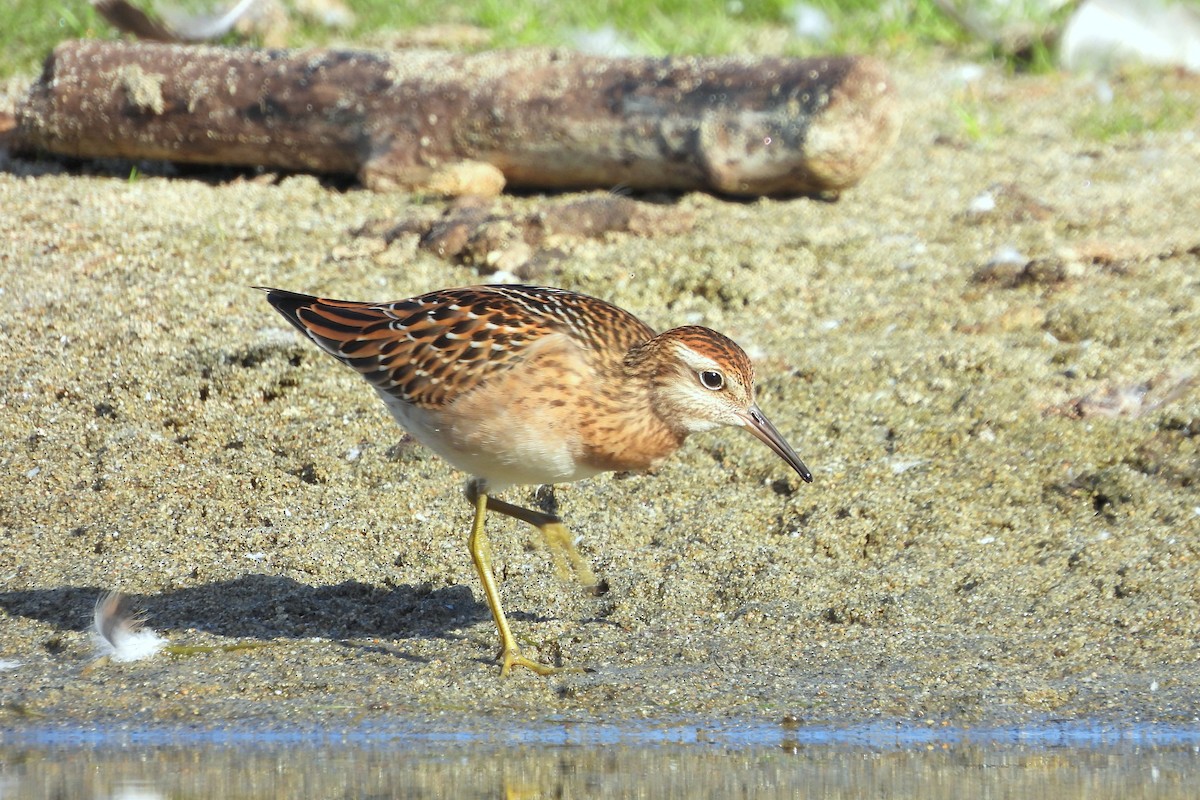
[2,723,1198,799]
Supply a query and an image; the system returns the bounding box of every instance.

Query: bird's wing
[262,285,655,409]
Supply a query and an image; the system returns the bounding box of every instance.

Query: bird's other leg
[466,480,598,591]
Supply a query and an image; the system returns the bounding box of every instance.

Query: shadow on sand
[0,574,493,644]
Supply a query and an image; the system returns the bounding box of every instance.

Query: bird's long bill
[742,405,813,483]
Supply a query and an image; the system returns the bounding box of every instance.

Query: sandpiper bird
[262,285,811,675]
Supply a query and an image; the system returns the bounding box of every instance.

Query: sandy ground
[0,52,1198,733]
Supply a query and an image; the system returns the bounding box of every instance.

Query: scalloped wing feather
[263,285,656,409]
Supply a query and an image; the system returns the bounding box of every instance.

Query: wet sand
[1,54,1198,731]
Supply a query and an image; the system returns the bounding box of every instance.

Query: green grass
[11,2,1200,81]
[11,1,1200,80]
[3,3,101,77]
[0,0,978,79]
[1073,81,1200,142]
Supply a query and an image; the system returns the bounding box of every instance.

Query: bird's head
[633,326,812,482]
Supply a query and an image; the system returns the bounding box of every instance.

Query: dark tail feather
[256,286,319,336]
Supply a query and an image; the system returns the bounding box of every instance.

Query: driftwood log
[12,40,900,197]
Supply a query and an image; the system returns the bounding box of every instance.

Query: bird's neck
[572,337,688,473]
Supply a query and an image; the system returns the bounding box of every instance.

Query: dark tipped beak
[741,405,812,483]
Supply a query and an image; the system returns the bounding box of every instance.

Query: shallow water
[3,721,1198,799]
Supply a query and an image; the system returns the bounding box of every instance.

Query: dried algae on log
[11,40,901,197]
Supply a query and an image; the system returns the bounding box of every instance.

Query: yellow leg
[481,494,599,590]
[466,487,561,676]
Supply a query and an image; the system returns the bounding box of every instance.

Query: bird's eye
[699,370,724,390]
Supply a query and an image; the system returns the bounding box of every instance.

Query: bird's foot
[499,644,584,677]
[539,521,599,591]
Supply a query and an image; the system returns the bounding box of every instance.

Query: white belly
[377,390,600,491]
